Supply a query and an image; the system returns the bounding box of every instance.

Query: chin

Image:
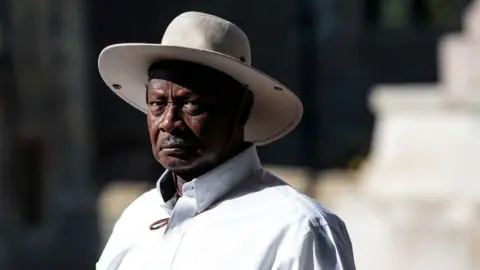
[157,154,197,172]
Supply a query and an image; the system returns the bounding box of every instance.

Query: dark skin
[146,60,253,194]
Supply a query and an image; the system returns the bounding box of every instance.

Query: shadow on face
[146,60,252,177]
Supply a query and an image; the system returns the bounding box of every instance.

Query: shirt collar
[156,145,262,213]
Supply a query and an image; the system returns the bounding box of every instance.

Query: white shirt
[97,146,356,270]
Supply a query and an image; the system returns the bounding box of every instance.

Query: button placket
[163,189,197,270]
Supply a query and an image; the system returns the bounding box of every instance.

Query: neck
[173,142,252,194]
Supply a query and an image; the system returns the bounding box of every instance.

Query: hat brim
[98,43,303,145]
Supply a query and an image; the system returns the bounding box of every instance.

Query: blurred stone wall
[324,1,480,268]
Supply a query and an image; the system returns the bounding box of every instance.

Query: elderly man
[97,11,355,270]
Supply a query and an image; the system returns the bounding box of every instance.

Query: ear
[237,90,254,128]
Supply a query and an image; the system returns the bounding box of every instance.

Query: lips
[161,143,194,149]
[161,145,195,156]
[160,143,197,156]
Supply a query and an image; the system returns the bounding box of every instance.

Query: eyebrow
[145,87,204,104]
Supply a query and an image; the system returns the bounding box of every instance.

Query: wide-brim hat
[98,11,303,145]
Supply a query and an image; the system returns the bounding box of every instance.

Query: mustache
[160,136,196,148]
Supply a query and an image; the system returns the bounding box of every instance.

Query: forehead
[147,79,208,98]
[147,60,244,98]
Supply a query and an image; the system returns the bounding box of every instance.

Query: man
[97,11,355,270]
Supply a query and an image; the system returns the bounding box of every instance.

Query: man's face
[146,62,245,175]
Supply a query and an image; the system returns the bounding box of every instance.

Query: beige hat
[98,11,303,145]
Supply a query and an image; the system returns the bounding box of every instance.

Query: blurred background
[1,0,479,269]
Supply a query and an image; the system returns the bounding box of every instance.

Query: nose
[158,103,183,133]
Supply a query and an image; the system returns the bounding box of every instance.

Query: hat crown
[161,12,251,64]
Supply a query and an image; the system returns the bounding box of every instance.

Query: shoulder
[102,188,165,247]
[259,169,347,229]
[97,189,165,268]
[113,188,164,231]
[259,170,356,269]
[260,170,354,254]
[120,188,163,216]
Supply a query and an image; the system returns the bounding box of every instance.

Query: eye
[186,100,199,107]
[183,99,205,114]
[184,100,198,109]
[148,100,166,107]
[148,100,167,114]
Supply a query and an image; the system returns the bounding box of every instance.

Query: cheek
[183,114,209,137]
[197,115,235,148]
[147,114,160,142]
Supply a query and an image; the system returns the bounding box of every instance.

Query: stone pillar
[440,0,480,102]
[361,84,480,201]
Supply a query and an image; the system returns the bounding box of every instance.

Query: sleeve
[279,219,356,270]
